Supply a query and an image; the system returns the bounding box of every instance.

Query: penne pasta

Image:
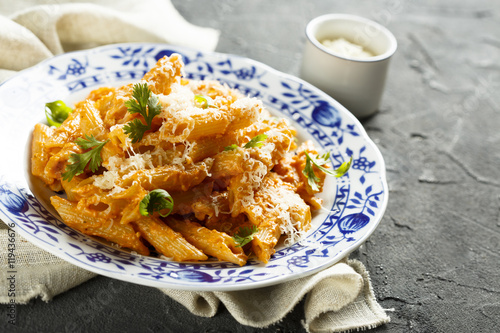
[99,84,133,128]
[43,108,82,151]
[143,54,183,95]
[78,100,106,139]
[167,217,247,266]
[225,97,263,133]
[51,196,149,255]
[186,110,232,140]
[134,216,207,261]
[245,173,312,263]
[44,142,80,180]
[251,218,281,264]
[119,158,213,192]
[211,149,246,179]
[31,53,340,266]
[31,123,61,191]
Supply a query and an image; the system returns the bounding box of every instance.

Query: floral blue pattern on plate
[0,43,388,291]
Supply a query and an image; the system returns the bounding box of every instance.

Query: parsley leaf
[233,225,259,247]
[139,189,174,217]
[123,83,162,143]
[244,134,268,148]
[45,100,72,127]
[302,151,352,191]
[303,155,323,192]
[224,134,268,151]
[62,135,109,182]
[224,144,239,151]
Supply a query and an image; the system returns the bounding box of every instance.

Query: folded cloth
[163,258,390,332]
[0,0,220,80]
[0,1,390,331]
[0,223,96,303]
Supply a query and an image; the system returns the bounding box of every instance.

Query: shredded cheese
[93,171,119,190]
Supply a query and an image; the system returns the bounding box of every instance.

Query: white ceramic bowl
[300,14,397,118]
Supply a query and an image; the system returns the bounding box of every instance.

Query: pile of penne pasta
[31,54,328,266]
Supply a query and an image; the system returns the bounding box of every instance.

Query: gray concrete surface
[3,1,500,332]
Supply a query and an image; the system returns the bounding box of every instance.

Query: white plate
[0,43,388,291]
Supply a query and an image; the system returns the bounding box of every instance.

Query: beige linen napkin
[0,0,220,81]
[163,258,390,332]
[0,223,96,303]
[0,2,390,331]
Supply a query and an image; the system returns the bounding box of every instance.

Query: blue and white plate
[0,43,388,291]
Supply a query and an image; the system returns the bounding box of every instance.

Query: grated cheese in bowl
[321,37,374,59]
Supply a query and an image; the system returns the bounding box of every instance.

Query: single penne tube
[66,177,105,201]
[190,190,230,221]
[187,136,233,163]
[44,142,80,180]
[227,158,268,217]
[134,216,207,261]
[225,97,262,133]
[78,100,106,139]
[158,116,195,143]
[186,110,232,141]
[167,217,247,266]
[77,100,125,166]
[274,142,325,210]
[119,158,213,192]
[100,84,133,128]
[143,54,183,95]
[244,173,312,231]
[31,123,60,189]
[244,173,312,262]
[31,123,54,176]
[113,182,148,225]
[210,149,246,179]
[43,108,83,150]
[251,218,281,264]
[50,196,149,255]
[51,196,102,229]
[61,175,92,202]
[87,86,115,104]
[131,141,179,167]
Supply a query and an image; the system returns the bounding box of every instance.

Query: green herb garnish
[224,134,268,151]
[62,135,109,181]
[233,225,259,247]
[139,189,174,217]
[224,144,239,151]
[45,100,72,127]
[123,83,162,143]
[243,134,268,148]
[194,95,215,109]
[303,152,352,191]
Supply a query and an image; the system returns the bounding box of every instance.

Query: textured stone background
[3,1,500,332]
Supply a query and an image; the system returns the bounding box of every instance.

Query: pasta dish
[31,54,349,266]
